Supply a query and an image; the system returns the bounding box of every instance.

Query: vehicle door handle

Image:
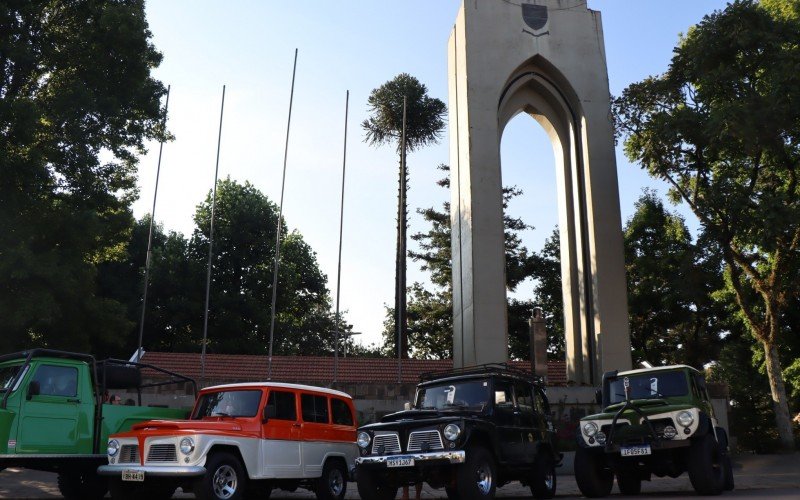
[67,398,80,403]
[292,423,301,427]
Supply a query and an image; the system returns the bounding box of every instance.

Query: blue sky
[136,1,730,347]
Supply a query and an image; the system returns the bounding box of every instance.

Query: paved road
[1,454,798,498]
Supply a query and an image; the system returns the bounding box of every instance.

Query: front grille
[147,444,178,463]
[371,433,401,455]
[118,445,140,464]
[407,430,444,452]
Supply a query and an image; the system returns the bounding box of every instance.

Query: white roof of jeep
[615,364,701,377]
[203,382,352,399]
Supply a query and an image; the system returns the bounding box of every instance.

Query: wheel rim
[212,464,238,499]
[475,461,493,495]
[544,468,554,491]
[328,468,344,497]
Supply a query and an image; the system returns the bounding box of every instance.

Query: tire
[316,460,348,500]
[722,453,735,491]
[195,452,248,500]
[530,453,557,499]
[687,433,724,496]
[574,447,613,498]
[356,468,398,500]
[456,446,496,500]
[616,470,641,495]
[57,471,108,500]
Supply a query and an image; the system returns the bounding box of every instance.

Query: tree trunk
[394,159,409,359]
[762,340,795,451]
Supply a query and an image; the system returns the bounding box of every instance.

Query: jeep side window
[32,365,77,397]
[534,388,549,415]
[301,394,329,424]
[331,398,354,426]
[513,382,534,416]
[493,380,514,409]
[692,374,709,402]
[267,390,297,420]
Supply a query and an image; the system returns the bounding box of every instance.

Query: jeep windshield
[0,364,21,393]
[192,390,262,419]
[416,379,490,411]
[606,371,688,405]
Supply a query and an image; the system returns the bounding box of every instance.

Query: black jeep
[354,364,560,500]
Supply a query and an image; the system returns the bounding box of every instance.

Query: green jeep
[574,365,734,497]
[0,349,195,499]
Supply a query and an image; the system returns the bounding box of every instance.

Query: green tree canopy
[613,0,800,449]
[362,74,446,358]
[0,0,167,353]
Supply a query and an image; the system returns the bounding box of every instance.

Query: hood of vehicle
[130,419,247,433]
[360,412,463,432]
[583,402,696,422]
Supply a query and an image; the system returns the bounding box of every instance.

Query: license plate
[620,445,651,457]
[386,457,415,468]
[122,470,145,482]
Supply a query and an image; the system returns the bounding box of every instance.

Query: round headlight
[595,431,606,445]
[180,437,195,455]
[677,411,694,428]
[107,439,120,457]
[443,423,462,441]
[583,421,599,437]
[663,425,678,439]
[357,431,371,449]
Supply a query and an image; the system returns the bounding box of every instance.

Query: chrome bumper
[356,450,465,466]
[97,464,206,477]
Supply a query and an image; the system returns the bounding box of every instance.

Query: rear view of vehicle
[574,365,734,497]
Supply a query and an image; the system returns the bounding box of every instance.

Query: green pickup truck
[0,349,195,499]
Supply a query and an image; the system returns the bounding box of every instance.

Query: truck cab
[0,349,195,499]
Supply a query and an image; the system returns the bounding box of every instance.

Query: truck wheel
[687,433,724,495]
[456,446,496,500]
[196,452,248,500]
[574,447,613,498]
[316,459,348,500]
[530,454,556,499]
[616,470,641,495]
[356,468,397,500]
[57,472,108,500]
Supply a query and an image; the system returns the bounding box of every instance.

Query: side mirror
[403,401,412,411]
[262,404,277,423]
[594,389,602,406]
[27,381,40,400]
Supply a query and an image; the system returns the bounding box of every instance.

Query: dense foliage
[614,0,800,448]
[1,0,167,353]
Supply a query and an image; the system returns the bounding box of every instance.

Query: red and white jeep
[98,382,358,500]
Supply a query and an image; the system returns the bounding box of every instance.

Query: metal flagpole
[397,95,407,384]
[201,85,226,385]
[333,90,350,384]
[136,85,171,363]
[268,49,299,380]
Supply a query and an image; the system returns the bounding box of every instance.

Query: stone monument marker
[447,0,632,384]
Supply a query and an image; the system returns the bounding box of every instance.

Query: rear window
[193,390,262,419]
[301,394,329,423]
[331,398,354,426]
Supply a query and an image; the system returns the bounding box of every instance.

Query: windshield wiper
[211,412,233,418]
[419,405,437,410]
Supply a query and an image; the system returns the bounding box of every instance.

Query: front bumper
[603,439,692,454]
[97,464,206,477]
[356,450,465,467]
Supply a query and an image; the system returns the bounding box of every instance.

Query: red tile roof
[141,352,567,386]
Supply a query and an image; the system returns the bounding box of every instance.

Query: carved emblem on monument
[522,3,549,37]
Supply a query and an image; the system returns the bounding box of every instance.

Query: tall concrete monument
[448,0,631,384]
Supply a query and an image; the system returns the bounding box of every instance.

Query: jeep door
[17,362,93,454]
[513,381,537,463]
[492,378,525,463]
[299,393,331,478]
[261,389,302,477]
